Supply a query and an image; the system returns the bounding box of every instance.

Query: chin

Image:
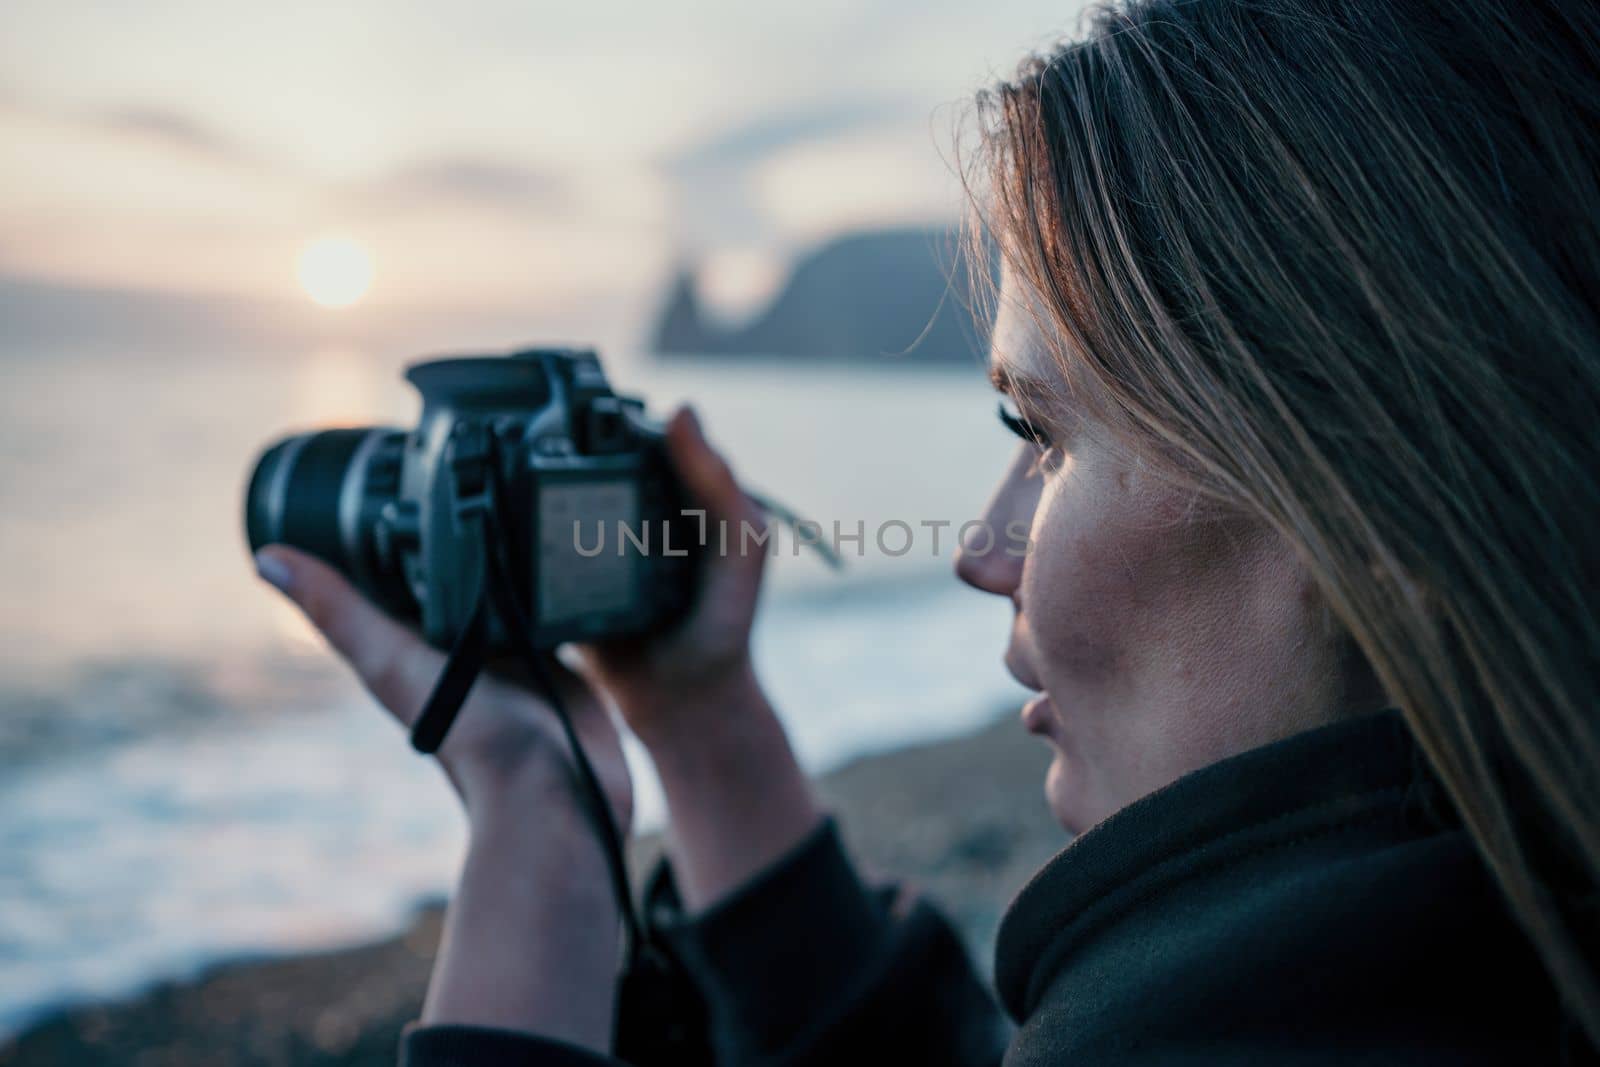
[1044,755,1089,835]
[1045,750,1127,836]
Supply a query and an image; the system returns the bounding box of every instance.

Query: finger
[666,406,749,524]
[254,544,444,726]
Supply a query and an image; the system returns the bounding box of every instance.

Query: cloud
[660,97,927,251]
[665,97,914,177]
[376,156,564,209]
[93,106,241,159]
[0,86,267,172]
[10,90,562,217]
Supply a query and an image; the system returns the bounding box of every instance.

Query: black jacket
[400,711,1593,1065]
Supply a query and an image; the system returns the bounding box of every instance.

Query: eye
[997,399,1050,448]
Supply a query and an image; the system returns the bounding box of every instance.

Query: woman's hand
[253,545,630,827]
[252,546,628,1048]
[575,406,824,911]
[573,406,770,749]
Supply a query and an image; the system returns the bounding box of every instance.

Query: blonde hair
[969,0,1600,1044]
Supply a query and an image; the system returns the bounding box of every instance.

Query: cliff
[650,227,989,364]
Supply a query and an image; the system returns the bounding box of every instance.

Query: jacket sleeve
[399,816,1009,1066]
[647,815,1010,1066]
[400,1024,619,1066]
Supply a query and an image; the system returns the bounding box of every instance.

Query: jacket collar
[992,708,1427,1019]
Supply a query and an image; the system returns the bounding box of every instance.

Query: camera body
[246,347,701,653]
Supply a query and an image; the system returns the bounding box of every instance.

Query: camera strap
[409,591,489,755]
[401,436,707,1062]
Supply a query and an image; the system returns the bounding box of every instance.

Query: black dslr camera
[244,347,702,656]
[245,348,800,1061]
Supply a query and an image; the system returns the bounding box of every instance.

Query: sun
[297,237,374,309]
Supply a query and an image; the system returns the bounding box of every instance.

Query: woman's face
[955,269,1367,834]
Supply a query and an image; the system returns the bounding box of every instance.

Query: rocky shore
[0,709,1063,1066]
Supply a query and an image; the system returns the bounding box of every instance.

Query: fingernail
[254,550,294,595]
[682,405,703,437]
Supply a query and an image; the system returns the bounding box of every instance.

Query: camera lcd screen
[537,479,640,624]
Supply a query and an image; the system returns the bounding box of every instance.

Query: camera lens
[244,427,416,617]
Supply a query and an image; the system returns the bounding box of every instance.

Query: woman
[253,0,1600,1061]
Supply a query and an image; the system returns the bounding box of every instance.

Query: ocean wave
[0,571,1025,1040]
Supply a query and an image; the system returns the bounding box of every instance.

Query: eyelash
[997,399,1050,448]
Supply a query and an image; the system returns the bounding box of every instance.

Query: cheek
[1017,464,1192,691]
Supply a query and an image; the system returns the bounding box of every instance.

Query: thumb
[666,406,753,524]
[254,544,444,724]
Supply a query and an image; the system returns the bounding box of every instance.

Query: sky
[0,0,1088,351]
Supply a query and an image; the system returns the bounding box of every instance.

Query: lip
[1021,693,1056,736]
[1004,648,1044,691]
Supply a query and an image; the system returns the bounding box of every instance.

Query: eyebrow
[988,361,1055,408]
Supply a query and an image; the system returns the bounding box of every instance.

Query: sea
[0,343,1031,1037]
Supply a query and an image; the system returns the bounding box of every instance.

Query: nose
[955,535,1017,597]
[954,444,1038,599]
